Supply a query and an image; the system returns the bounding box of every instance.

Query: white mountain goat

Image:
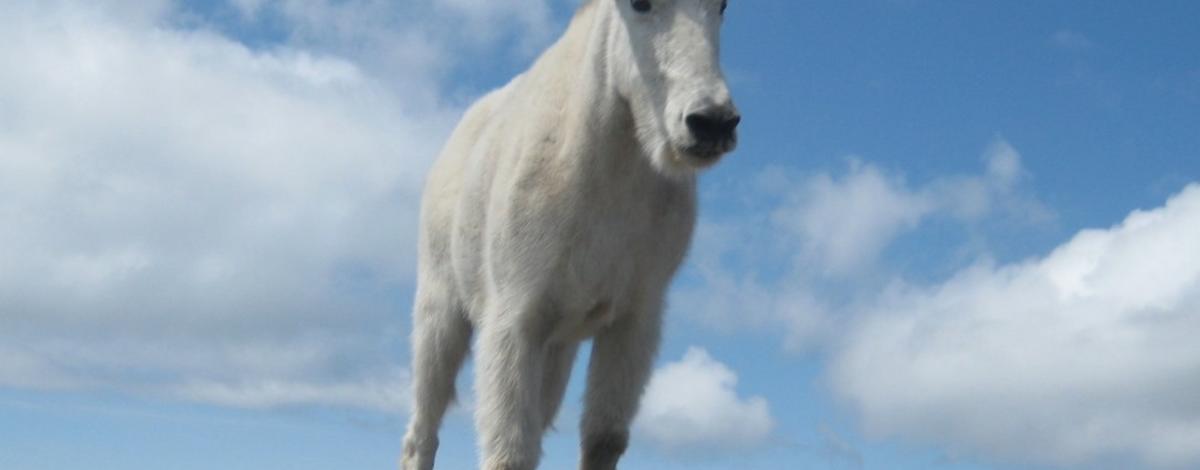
[401,1,739,468]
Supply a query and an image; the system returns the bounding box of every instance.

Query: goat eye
[631,0,651,13]
[720,1,727,14]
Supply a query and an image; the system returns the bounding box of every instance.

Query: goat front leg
[579,305,662,470]
[474,308,548,470]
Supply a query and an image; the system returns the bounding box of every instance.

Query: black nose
[685,109,741,143]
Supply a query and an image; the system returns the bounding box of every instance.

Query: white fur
[401,1,737,469]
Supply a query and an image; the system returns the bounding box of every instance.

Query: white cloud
[0,0,565,412]
[678,139,1051,352]
[259,0,451,94]
[635,347,773,452]
[432,0,558,49]
[770,139,1050,278]
[935,139,1054,223]
[771,158,934,276]
[831,184,1200,468]
[0,0,588,416]
[219,0,564,85]
[171,369,410,412]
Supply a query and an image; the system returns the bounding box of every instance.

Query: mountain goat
[402,1,739,468]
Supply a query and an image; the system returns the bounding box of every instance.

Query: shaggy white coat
[402,1,737,469]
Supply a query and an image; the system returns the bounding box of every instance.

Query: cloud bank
[677,139,1051,351]
[680,137,1200,467]
[832,184,1200,468]
[0,0,560,412]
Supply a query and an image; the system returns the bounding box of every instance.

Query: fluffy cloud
[831,184,1200,468]
[433,0,558,48]
[770,139,1049,277]
[635,347,773,452]
[771,159,934,276]
[216,0,562,84]
[680,136,1199,467]
[677,139,1050,351]
[0,0,561,411]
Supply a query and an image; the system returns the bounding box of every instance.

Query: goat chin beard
[629,121,681,176]
[648,143,707,180]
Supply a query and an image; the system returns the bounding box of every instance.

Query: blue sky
[2,1,1199,469]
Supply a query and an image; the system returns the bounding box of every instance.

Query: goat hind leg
[401,283,472,470]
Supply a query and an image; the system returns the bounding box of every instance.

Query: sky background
[2,1,1199,469]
